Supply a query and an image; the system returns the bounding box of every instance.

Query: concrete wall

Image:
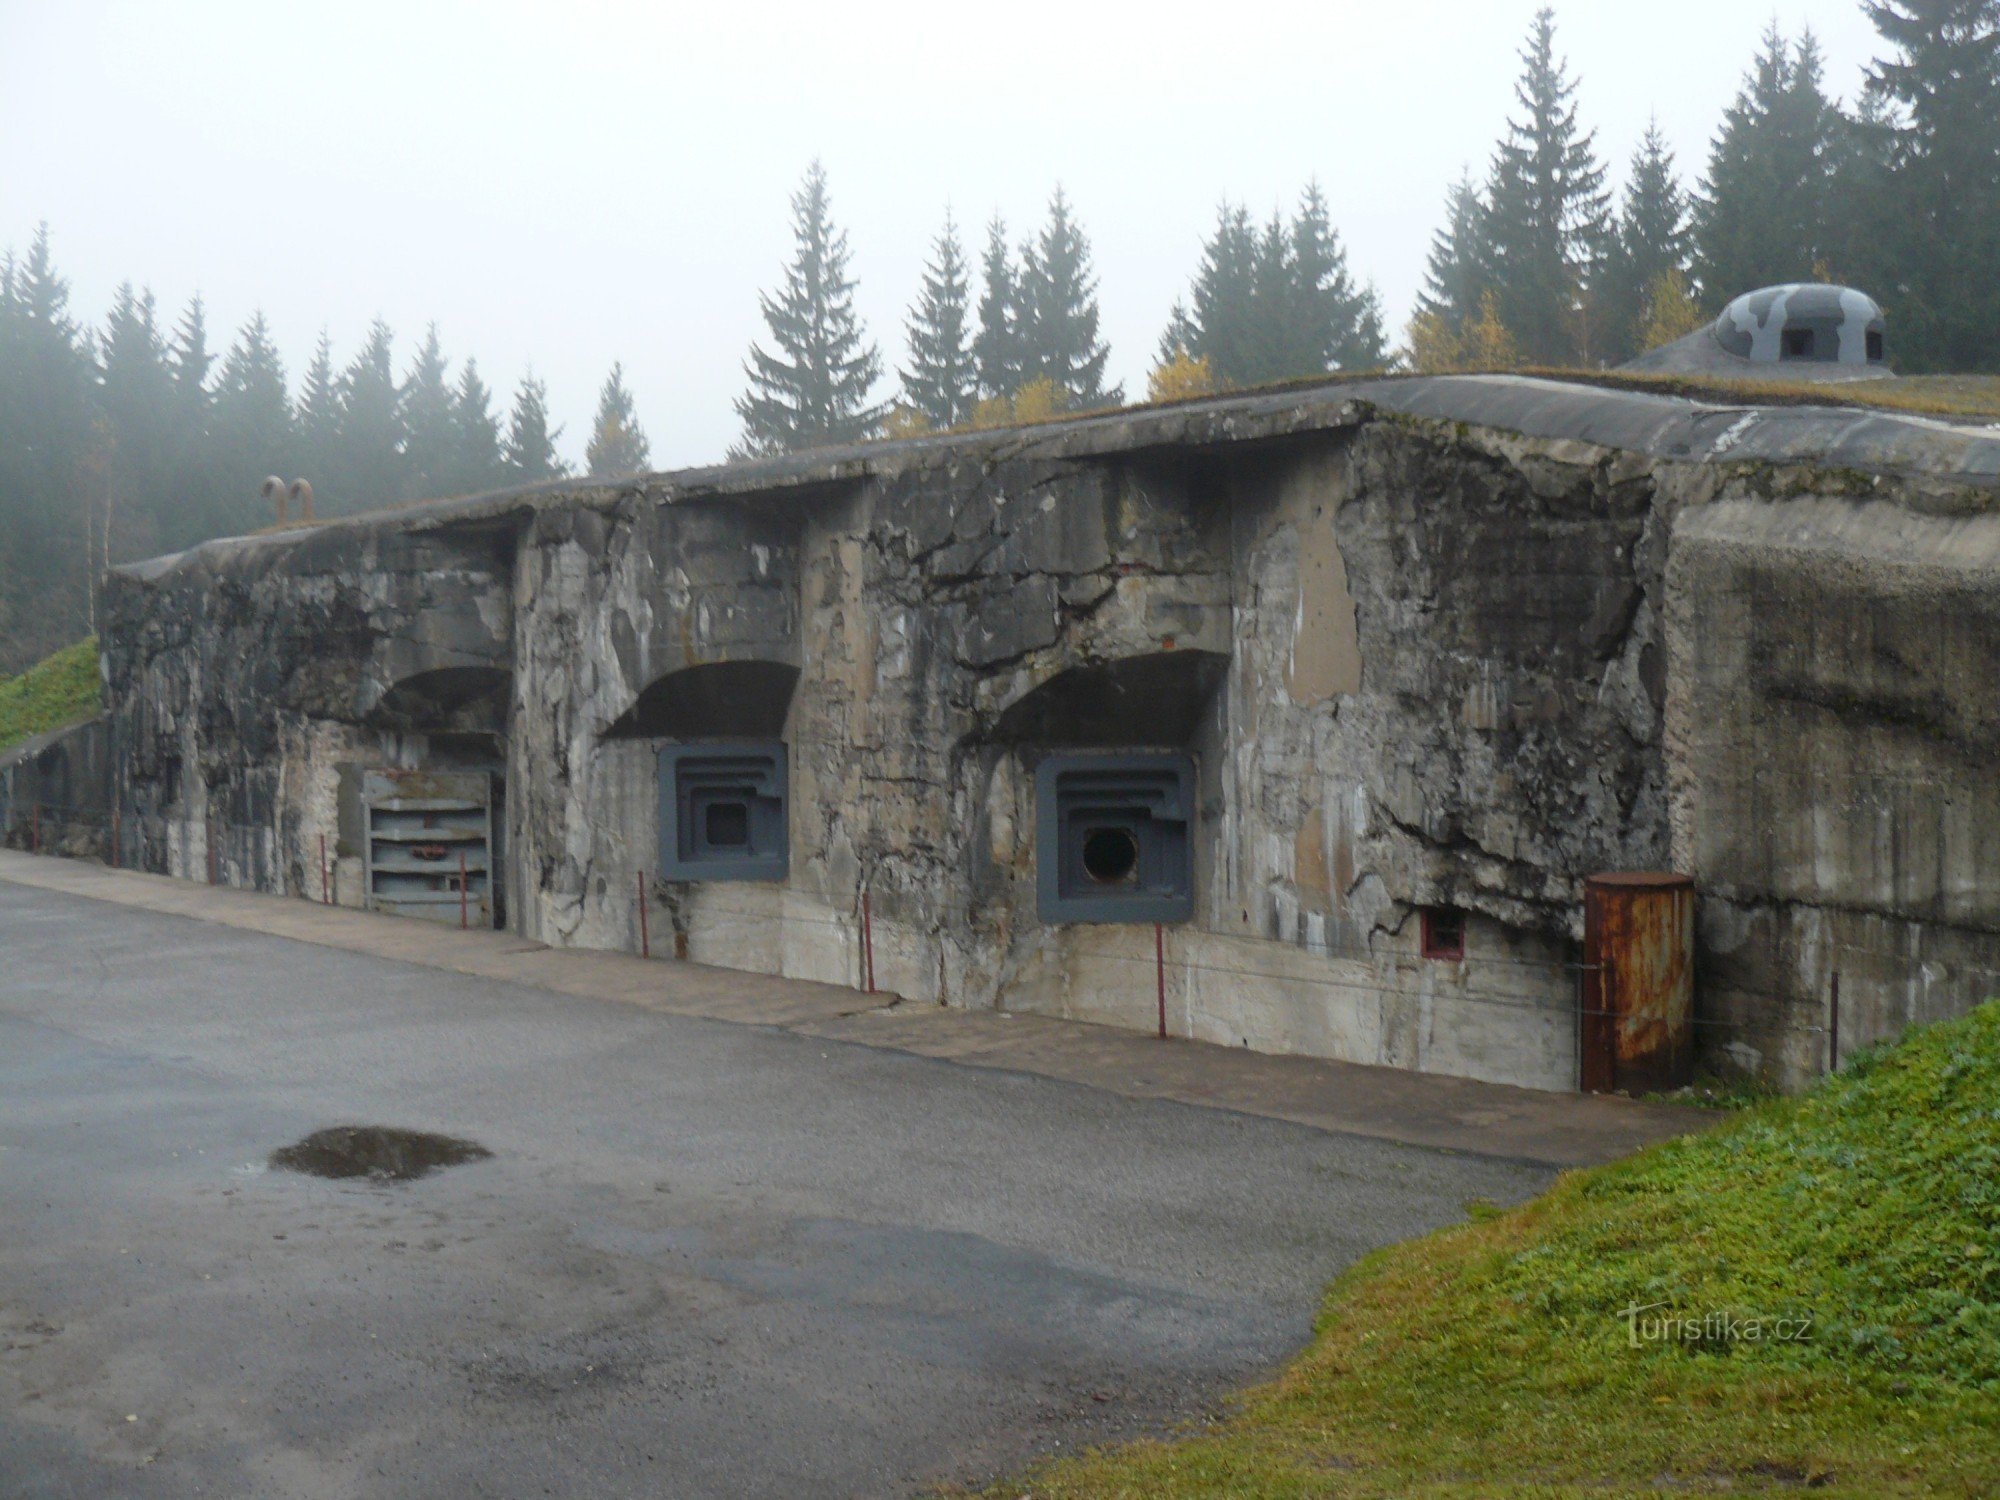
[96,377,2000,1094]
[104,519,516,898]
[1667,495,2000,1088]
[1,716,111,858]
[507,494,802,950]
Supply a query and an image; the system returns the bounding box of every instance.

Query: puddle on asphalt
[269,1126,492,1183]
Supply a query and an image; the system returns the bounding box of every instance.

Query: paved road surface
[0,881,1552,1498]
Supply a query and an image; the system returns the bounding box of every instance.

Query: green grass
[1642,1070,1781,1112]
[0,638,100,755]
[993,1001,2000,1498]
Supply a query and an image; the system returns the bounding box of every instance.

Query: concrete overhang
[109,373,2000,588]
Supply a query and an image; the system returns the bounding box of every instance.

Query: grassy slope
[1000,1002,2000,1498]
[0,639,100,756]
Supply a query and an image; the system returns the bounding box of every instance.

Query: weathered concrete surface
[0,876,1560,1499]
[105,523,514,899]
[1667,495,2000,1086]
[0,852,1705,1166]
[509,497,803,951]
[95,375,2000,1093]
[0,717,109,858]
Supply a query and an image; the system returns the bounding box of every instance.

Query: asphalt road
[0,881,1553,1498]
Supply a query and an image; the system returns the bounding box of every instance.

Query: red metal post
[861,890,876,995]
[320,833,330,904]
[458,851,469,930]
[637,868,650,959]
[1155,922,1167,1039]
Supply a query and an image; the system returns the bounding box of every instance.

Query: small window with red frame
[1421,906,1465,961]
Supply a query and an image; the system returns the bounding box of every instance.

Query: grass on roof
[0,638,101,756]
[1522,368,2000,422]
[930,367,2000,442]
[987,999,2000,1498]
[227,368,2000,540]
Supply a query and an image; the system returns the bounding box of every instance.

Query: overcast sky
[2,0,1884,472]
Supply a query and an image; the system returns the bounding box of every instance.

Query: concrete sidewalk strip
[0,849,1706,1167]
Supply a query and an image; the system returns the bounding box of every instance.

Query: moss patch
[997,1001,2000,1498]
[0,638,101,755]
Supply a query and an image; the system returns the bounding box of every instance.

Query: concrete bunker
[602,659,801,741]
[358,768,496,927]
[1036,752,1194,924]
[657,742,788,882]
[347,664,513,929]
[988,650,1225,928]
[366,665,509,739]
[94,374,2000,1095]
[1623,282,1892,380]
[604,658,802,886]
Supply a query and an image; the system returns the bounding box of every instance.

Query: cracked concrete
[59,374,2000,1094]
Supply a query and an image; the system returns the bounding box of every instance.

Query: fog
[1,0,1881,470]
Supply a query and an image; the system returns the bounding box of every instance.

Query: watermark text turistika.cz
[1620,1303,1814,1348]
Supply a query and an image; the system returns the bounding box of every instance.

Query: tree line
[1,0,1993,671]
[1410,0,1999,372]
[726,0,1997,450]
[0,234,660,669]
[730,163,1388,458]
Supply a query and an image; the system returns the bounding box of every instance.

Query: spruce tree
[1417,172,1492,330]
[1166,186,1385,387]
[210,312,292,533]
[972,215,1021,401]
[0,249,22,659]
[97,283,175,561]
[163,293,219,548]
[1855,0,2000,371]
[0,248,14,372]
[294,329,340,495]
[503,372,567,482]
[1694,24,1843,304]
[1600,122,1694,359]
[1251,210,1295,377]
[450,359,506,494]
[332,318,403,514]
[1286,181,1387,373]
[1175,203,1260,385]
[1826,88,1902,297]
[586,363,651,477]
[1482,7,1611,364]
[1015,188,1118,407]
[400,324,456,501]
[899,209,977,429]
[0,225,96,659]
[1156,299,1198,366]
[166,294,214,424]
[733,160,884,456]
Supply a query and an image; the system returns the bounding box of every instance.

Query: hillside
[1001,1001,2000,1498]
[0,639,100,756]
